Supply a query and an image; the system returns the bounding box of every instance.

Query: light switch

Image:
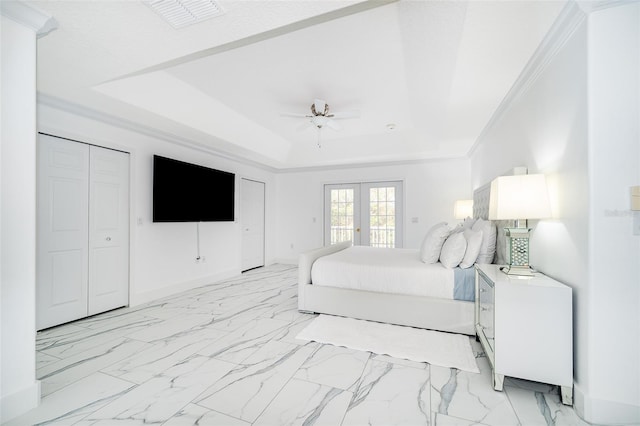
[631,186,640,211]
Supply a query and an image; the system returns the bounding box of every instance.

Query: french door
[324,181,403,248]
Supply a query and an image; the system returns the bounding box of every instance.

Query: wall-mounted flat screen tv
[153,155,235,222]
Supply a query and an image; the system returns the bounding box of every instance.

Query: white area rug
[296,315,479,373]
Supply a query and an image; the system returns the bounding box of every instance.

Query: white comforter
[311,246,455,299]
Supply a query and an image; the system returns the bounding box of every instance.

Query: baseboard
[273,257,297,265]
[129,269,241,306]
[574,383,640,425]
[1,380,41,423]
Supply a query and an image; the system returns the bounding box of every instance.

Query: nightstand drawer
[477,271,495,350]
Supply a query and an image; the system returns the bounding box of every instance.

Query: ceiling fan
[281,98,360,134]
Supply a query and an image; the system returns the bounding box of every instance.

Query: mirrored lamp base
[502,227,534,276]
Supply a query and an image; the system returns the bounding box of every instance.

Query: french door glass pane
[369,186,396,248]
[330,188,355,244]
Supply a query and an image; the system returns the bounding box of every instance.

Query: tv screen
[153,155,235,222]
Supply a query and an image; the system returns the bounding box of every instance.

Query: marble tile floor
[9,264,591,426]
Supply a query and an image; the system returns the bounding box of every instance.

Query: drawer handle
[481,307,489,311]
[480,288,486,293]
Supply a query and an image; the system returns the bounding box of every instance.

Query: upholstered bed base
[297,241,475,335]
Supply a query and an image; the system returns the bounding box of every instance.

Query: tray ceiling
[32,0,566,170]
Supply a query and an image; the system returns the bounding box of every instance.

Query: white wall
[38,102,277,306]
[1,15,41,423]
[470,3,639,424]
[275,159,471,262]
[585,4,640,423]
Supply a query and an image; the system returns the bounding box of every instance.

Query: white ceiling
[32,0,566,170]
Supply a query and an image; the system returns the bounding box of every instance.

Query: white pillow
[472,218,497,264]
[451,222,464,234]
[462,217,477,230]
[439,232,467,269]
[420,222,451,264]
[459,229,483,269]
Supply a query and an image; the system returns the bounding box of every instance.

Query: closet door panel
[241,178,265,271]
[88,146,130,315]
[37,135,90,330]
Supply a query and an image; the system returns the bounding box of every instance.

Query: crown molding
[577,0,637,14]
[467,1,587,157]
[37,93,279,173]
[277,154,467,174]
[0,1,57,37]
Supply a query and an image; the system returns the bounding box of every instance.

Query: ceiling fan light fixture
[312,115,330,128]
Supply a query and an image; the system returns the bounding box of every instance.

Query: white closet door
[241,178,265,271]
[88,146,130,315]
[37,134,90,330]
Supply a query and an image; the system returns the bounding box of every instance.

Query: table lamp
[488,174,551,276]
[453,199,473,220]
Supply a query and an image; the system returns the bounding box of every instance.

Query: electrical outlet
[290,243,294,249]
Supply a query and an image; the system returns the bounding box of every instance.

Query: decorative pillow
[472,218,497,264]
[459,229,483,269]
[462,217,477,230]
[439,232,467,269]
[451,222,464,234]
[420,222,451,264]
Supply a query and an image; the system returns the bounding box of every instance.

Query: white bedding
[311,246,455,299]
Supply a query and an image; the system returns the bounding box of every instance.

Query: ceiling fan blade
[330,110,360,119]
[326,119,342,131]
[296,120,312,132]
[280,112,311,118]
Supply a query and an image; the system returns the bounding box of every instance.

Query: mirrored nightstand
[475,264,574,405]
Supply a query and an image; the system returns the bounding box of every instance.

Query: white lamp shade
[488,174,551,220]
[453,199,473,219]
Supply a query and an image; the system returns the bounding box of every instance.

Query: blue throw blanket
[453,267,476,302]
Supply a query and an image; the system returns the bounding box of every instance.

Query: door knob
[356,228,360,232]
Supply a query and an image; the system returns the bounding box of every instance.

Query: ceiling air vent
[144,0,224,29]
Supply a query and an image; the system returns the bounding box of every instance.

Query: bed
[297,172,517,336]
